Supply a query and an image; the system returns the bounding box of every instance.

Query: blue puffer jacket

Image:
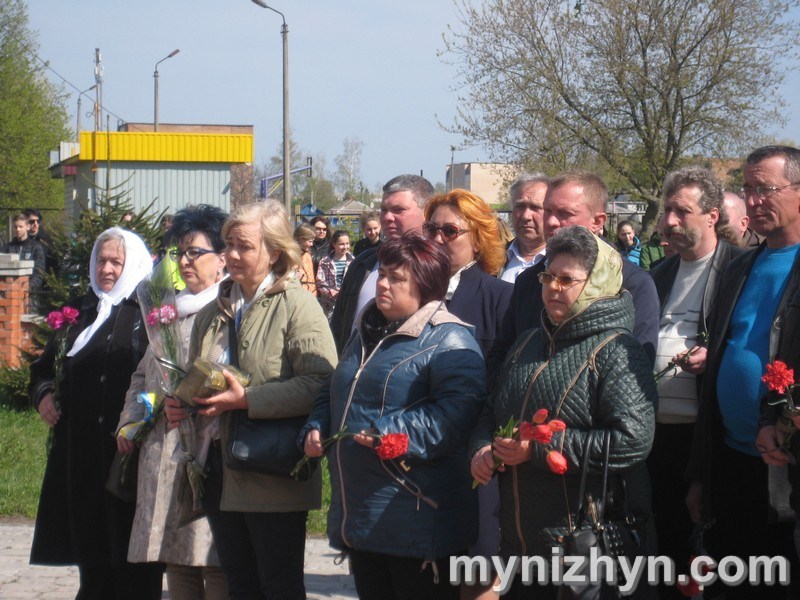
[304,300,487,560]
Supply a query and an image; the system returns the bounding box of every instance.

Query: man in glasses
[648,167,744,598]
[688,146,800,597]
[328,173,434,353]
[4,212,45,303]
[498,173,549,282]
[490,170,658,372]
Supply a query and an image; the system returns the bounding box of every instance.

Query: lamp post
[76,84,97,141]
[251,0,291,215]
[153,49,180,132]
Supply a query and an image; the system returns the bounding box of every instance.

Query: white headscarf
[67,227,153,357]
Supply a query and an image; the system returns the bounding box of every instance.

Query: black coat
[29,291,148,566]
[329,247,379,354]
[447,263,513,362]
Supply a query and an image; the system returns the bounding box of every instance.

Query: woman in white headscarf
[29,227,163,600]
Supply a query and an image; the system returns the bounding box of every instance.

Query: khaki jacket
[190,274,338,512]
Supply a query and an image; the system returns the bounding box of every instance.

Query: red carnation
[532,408,549,424]
[532,424,553,444]
[519,421,536,441]
[546,450,568,474]
[548,419,567,432]
[762,360,795,394]
[376,433,409,460]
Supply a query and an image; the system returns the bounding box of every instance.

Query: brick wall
[0,255,35,368]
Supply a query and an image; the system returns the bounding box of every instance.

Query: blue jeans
[203,446,307,600]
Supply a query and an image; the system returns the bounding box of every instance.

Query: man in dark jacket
[4,212,45,298]
[648,167,745,597]
[328,174,434,353]
[688,146,800,599]
[489,171,659,373]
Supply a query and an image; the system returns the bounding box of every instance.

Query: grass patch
[308,457,331,536]
[0,407,48,517]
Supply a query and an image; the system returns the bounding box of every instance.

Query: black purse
[556,430,643,600]
[221,314,318,481]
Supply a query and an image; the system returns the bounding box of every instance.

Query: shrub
[0,362,31,411]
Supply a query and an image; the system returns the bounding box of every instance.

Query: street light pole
[153,49,180,132]
[251,0,291,215]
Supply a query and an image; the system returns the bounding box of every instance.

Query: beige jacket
[190,274,338,512]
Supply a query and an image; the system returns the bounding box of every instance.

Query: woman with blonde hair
[293,222,317,295]
[423,189,512,600]
[165,200,338,600]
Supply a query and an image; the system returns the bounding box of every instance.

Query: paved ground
[0,517,356,599]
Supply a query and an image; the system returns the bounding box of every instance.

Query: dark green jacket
[472,291,656,557]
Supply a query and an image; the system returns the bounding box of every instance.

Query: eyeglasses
[422,222,469,241]
[538,271,587,290]
[28,219,39,225]
[314,226,327,231]
[169,247,217,262]
[738,183,800,200]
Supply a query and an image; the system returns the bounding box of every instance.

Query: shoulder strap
[227,316,240,368]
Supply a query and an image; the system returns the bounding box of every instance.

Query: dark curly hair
[166,204,229,252]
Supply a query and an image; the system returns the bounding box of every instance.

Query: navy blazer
[447,263,513,362]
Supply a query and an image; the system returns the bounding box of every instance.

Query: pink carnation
[61,306,79,325]
[146,308,160,327]
[158,304,177,324]
[46,311,65,330]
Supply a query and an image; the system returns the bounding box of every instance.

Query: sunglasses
[169,247,217,262]
[537,271,587,290]
[422,222,468,241]
[28,220,39,225]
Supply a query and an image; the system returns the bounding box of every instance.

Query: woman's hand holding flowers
[164,395,190,430]
[470,445,496,486]
[304,429,325,458]
[194,369,248,417]
[37,392,60,427]
[493,436,533,466]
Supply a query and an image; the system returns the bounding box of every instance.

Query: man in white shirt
[499,173,548,282]
[649,167,743,595]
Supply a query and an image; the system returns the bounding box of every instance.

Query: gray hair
[545,225,598,275]
[382,174,435,208]
[95,229,127,254]
[662,166,723,215]
[746,146,800,184]
[509,172,549,209]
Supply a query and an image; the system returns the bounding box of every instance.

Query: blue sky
[26,0,485,191]
[26,1,800,192]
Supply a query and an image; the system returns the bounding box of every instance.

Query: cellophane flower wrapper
[136,259,184,395]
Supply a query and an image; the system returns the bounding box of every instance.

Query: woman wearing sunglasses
[470,226,656,598]
[423,189,512,600]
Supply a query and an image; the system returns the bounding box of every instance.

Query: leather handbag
[556,430,643,600]
[221,314,317,481]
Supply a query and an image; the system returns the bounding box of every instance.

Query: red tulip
[532,424,553,444]
[548,419,567,432]
[532,409,549,424]
[519,422,536,441]
[546,450,568,474]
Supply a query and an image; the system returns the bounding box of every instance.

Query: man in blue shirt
[688,146,800,598]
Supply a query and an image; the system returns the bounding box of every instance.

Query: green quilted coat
[471,291,657,559]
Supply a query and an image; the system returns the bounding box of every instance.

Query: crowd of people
[27,145,800,600]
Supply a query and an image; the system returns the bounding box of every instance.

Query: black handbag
[556,430,643,600]
[221,314,318,481]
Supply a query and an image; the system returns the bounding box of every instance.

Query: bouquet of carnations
[43,306,80,453]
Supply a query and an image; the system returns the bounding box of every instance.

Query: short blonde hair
[222,201,300,277]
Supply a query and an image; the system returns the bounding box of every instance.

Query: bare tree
[334,137,364,197]
[442,0,800,233]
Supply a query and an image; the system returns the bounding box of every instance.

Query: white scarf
[175,275,228,318]
[67,228,153,357]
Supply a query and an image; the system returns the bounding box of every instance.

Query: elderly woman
[471,226,656,599]
[423,189,512,599]
[166,201,338,600]
[30,227,163,599]
[116,205,228,600]
[302,234,487,600]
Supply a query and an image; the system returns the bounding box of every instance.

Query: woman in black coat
[30,227,162,600]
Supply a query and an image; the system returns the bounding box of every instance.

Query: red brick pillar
[0,254,33,368]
